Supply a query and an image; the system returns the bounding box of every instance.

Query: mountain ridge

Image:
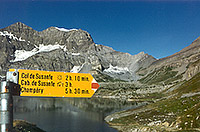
[1,22,200,83]
[137,33,200,85]
[0,22,156,81]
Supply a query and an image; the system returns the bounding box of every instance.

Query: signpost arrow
[7,69,100,98]
[91,79,100,92]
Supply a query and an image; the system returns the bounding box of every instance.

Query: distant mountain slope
[137,36,200,85]
[0,22,156,81]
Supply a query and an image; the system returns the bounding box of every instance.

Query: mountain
[2,22,200,132]
[137,36,200,85]
[104,35,200,132]
[0,22,156,81]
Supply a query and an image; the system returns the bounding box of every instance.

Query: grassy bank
[106,73,200,131]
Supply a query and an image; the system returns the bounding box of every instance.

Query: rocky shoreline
[13,120,45,132]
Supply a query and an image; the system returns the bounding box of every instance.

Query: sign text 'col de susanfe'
[8,69,100,98]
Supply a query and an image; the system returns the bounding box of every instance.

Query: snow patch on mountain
[70,64,85,73]
[11,44,65,62]
[55,27,78,32]
[104,64,129,74]
[65,52,80,56]
[0,31,25,41]
[70,66,81,73]
[71,53,80,56]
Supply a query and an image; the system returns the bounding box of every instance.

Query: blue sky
[0,1,200,59]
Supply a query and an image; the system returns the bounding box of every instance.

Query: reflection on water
[13,97,144,132]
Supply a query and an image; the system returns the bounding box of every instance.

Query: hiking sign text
[8,69,99,98]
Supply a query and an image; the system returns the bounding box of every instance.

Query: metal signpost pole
[0,81,13,132]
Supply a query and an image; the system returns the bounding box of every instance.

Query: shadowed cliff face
[0,22,156,81]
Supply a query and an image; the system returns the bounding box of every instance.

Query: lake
[13,97,145,132]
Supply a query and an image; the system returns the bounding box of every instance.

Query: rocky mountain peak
[138,51,145,55]
[11,22,31,29]
[135,51,146,58]
[0,22,40,50]
[38,27,94,53]
[1,22,36,34]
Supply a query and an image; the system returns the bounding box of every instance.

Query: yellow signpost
[9,69,99,98]
[2,69,99,131]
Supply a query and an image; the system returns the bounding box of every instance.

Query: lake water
[13,97,144,132]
